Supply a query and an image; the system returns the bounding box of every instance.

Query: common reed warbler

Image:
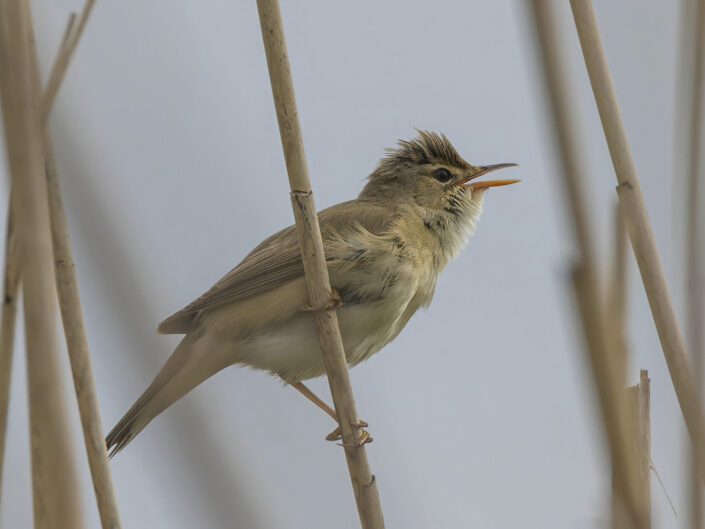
[106,130,519,454]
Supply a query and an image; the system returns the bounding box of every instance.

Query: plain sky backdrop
[0,1,700,528]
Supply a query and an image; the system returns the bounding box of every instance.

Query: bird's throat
[421,190,484,267]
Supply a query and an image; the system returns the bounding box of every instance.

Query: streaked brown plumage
[106,131,518,455]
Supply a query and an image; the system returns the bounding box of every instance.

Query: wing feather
[157,199,392,334]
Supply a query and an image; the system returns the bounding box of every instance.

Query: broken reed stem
[613,371,651,529]
[636,371,651,523]
[569,0,705,483]
[607,204,633,528]
[0,197,19,504]
[32,3,123,527]
[0,0,83,527]
[571,265,648,529]
[529,2,647,526]
[255,1,384,527]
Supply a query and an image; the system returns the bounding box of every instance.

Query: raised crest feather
[382,130,472,170]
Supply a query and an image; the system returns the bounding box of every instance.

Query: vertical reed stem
[685,0,705,524]
[31,3,122,526]
[605,203,629,391]
[0,0,83,526]
[0,197,19,505]
[613,371,651,529]
[569,0,705,483]
[529,2,648,526]
[256,1,385,527]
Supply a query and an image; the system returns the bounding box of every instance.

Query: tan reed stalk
[611,205,628,332]
[571,266,647,529]
[28,3,122,527]
[42,122,122,529]
[611,205,628,328]
[568,0,705,483]
[605,203,629,389]
[636,371,651,522]
[606,204,634,528]
[0,0,83,526]
[41,1,95,121]
[685,1,705,525]
[613,371,651,529]
[256,1,385,527]
[0,197,19,504]
[529,2,648,526]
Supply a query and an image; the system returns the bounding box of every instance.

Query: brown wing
[157,199,392,334]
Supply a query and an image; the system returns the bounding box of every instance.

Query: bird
[106,130,519,456]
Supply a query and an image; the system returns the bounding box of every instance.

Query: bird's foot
[299,288,343,312]
[326,420,372,446]
[329,288,343,308]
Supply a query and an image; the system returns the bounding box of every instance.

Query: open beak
[462,163,520,190]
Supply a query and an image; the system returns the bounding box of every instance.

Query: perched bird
[106,131,518,455]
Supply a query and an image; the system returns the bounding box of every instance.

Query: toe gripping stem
[327,420,373,447]
[300,288,343,312]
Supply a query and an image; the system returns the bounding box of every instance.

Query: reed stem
[256,1,385,527]
[569,0,705,483]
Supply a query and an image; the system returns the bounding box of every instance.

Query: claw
[299,288,343,312]
[289,382,369,445]
[329,288,343,308]
[346,429,373,447]
[326,420,371,446]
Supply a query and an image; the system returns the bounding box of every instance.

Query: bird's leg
[289,381,371,445]
[290,381,337,421]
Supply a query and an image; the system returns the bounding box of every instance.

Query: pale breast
[236,269,418,382]
[224,219,443,382]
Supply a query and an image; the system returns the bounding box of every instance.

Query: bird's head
[359,131,518,244]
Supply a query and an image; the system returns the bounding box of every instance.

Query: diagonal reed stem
[0,0,83,526]
[569,0,705,484]
[684,0,705,526]
[529,2,648,526]
[41,1,96,121]
[255,1,385,527]
[32,1,122,527]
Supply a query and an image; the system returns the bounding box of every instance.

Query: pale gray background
[0,1,699,528]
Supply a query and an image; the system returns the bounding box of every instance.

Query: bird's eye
[433,168,453,183]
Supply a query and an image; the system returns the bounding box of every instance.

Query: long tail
[106,333,230,457]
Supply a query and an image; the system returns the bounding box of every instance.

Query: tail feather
[106,333,231,457]
[106,386,160,458]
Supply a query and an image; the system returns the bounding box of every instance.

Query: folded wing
[157,199,392,334]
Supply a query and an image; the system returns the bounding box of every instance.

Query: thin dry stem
[529,2,648,526]
[256,1,384,527]
[606,203,629,389]
[569,0,705,483]
[33,2,122,526]
[613,372,651,528]
[0,0,83,526]
[608,204,628,340]
[685,0,705,525]
[42,135,122,529]
[41,0,96,121]
[571,265,648,529]
[636,371,651,520]
[0,197,19,504]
